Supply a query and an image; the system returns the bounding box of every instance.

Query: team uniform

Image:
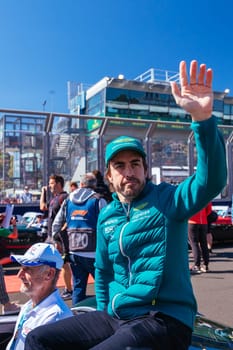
[52,187,106,305]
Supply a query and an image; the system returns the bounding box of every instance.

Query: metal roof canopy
[0,108,232,195]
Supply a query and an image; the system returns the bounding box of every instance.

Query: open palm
[171,60,213,121]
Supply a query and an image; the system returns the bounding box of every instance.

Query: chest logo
[71,210,88,216]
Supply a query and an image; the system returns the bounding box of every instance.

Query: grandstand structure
[0,67,233,204]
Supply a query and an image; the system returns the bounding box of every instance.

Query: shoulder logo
[134,202,149,211]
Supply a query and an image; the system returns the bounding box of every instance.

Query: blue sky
[0,0,233,113]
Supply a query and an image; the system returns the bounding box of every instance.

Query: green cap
[105,136,146,166]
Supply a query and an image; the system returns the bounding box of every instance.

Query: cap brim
[10,255,44,267]
[112,146,145,159]
[107,146,146,166]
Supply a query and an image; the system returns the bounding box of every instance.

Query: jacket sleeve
[52,200,67,239]
[99,198,107,210]
[95,213,113,311]
[0,227,11,237]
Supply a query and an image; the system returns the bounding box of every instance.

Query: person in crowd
[92,169,112,203]
[39,175,72,300]
[207,207,218,254]
[19,186,32,203]
[54,221,73,301]
[26,213,48,240]
[6,242,73,350]
[40,175,68,242]
[58,179,79,299]
[52,172,107,306]
[207,226,213,253]
[189,202,212,273]
[0,214,20,315]
[0,265,20,315]
[25,60,227,350]
[0,213,20,315]
[0,215,19,264]
[26,213,43,228]
[69,181,78,192]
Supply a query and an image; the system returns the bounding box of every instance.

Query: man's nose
[17,268,24,278]
[125,165,134,176]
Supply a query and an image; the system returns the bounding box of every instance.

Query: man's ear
[44,267,56,281]
[106,168,112,182]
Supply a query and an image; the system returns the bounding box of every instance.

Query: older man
[6,242,72,350]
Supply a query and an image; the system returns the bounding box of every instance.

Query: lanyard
[9,303,32,350]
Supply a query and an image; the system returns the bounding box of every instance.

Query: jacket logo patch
[134,202,149,211]
[71,210,88,216]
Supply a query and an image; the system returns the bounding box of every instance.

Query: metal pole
[187,131,195,176]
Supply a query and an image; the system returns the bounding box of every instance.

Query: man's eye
[115,164,123,169]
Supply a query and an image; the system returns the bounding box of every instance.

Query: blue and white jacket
[52,188,106,255]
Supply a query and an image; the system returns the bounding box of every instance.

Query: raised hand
[170,60,213,121]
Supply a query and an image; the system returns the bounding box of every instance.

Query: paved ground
[190,242,233,327]
[2,242,233,327]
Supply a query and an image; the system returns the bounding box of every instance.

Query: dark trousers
[69,254,95,306]
[188,223,209,267]
[25,310,192,350]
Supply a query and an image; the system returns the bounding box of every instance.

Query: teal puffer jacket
[95,117,227,330]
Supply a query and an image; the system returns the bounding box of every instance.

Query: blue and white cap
[11,242,63,270]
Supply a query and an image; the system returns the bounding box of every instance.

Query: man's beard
[20,283,31,295]
[121,181,145,200]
